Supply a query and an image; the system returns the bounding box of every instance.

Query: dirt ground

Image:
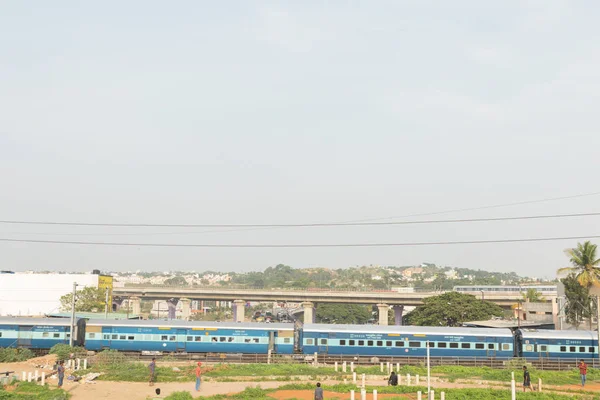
[269,390,413,399]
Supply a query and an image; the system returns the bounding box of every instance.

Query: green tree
[521,288,545,302]
[316,304,372,324]
[404,292,504,327]
[164,276,187,286]
[59,286,106,312]
[561,274,592,329]
[558,241,600,287]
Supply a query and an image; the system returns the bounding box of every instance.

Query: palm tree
[522,288,545,302]
[557,241,600,330]
[558,241,600,287]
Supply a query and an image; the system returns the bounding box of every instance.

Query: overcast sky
[1,1,599,278]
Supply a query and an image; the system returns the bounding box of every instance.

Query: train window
[195,337,202,342]
[128,336,134,340]
[475,344,484,349]
[340,340,346,345]
[112,334,118,340]
[187,336,193,341]
[284,338,291,344]
[219,337,226,342]
[119,335,126,340]
[306,339,314,345]
[367,340,374,346]
[103,334,109,340]
[590,347,595,353]
[560,346,566,352]
[502,344,510,351]
[386,341,392,347]
[66,334,70,338]
[540,346,547,352]
[320,339,328,345]
[244,338,252,343]
[579,347,586,353]
[212,337,218,342]
[0,333,2,337]
[525,345,533,352]
[358,340,365,346]
[427,342,435,348]
[449,343,458,348]
[488,344,494,350]
[437,342,447,348]
[409,342,420,348]
[42,332,49,338]
[228,337,234,342]
[88,333,95,339]
[253,338,259,343]
[570,346,576,352]
[395,341,404,347]
[349,340,355,346]
[161,335,168,341]
[461,343,470,349]
[375,341,382,346]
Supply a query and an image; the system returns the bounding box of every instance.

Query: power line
[1,235,599,248]
[0,211,598,229]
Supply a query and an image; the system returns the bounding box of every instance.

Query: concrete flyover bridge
[113,286,538,325]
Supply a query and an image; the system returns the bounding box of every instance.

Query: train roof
[0,317,79,326]
[303,323,513,337]
[518,329,597,340]
[86,319,294,330]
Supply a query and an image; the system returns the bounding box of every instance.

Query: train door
[268,331,276,354]
[101,327,112,349]
[317,333,328,353]
[176,329,186,352]
[486,339,496,358]
[18,325,33,348]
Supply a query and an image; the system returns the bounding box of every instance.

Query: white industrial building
[0,272,102,316]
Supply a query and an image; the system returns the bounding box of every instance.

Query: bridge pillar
[393,305,404,326]
[377,304,389,326]
[302,301,315,324]
[179,298,191,320]
[233,299,245,323]
[129,296,141,316]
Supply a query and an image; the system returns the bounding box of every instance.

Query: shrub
[49,344,86,361]
[0,348,35,362]
[164,392,194,400]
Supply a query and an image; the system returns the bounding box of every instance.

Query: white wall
[0,273,99,316]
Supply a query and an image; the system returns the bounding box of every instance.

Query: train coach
[0,317,86,349]
[300,324,515,358]
[84,319,296,354]
[517,329,598,360]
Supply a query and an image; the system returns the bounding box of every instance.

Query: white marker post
[373,389,378,400]
[361,389,366,400]
[380,362,384,372]
[41,372,45,386]
[343,361,347,373]
[362,373,366,388]
[416,374,420,385]
[396,362,400,372]
[429,390,434,400]
[538,378,542,392]
[34,370,38,381]
[350,390,355,400]
[511,378,516,400]
[417,391,422,400]
[21,372,26,381]
[440,392,445,400]
[83,359,88,370]
[351,362,355,372]
[335,362,338,372]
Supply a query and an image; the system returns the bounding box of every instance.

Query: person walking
[388,371,398,386]
[148,358,156,386]
[522,366,533,392]
[195,362,202,391]
[57,360,65,388]
[579,360,588,387]
[314,382,324,400]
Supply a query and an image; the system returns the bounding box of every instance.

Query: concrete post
[538,378,542,392]
[351,362,355,372]
[301,301,315,324]
[429,390,434,400]
[393,305,404,325]
[233,300,245,322]
[76,358,81,370]
[84,359,88,370]
[313,352,318,367]
[343,361,347,372]
[511,379,516,400]
[417,392,422,400]
[335,362,338,372]
[387,361,390,374]
[416,374,420,385]
[440,392,445,400]
[407,373,411,385]
[27,372,32,382]
[350,390,355,400]
[361,389,366,400]
[380,362,384,372]
[179,298,191,320]
[41,372,45,386]
[396,362,400,372]
[361,373,366,388]
[267,349,272,364]
[129,296,141,316]
[377,303,389,325]
[398,374,402,385]
[22,372,26,381]
[373,389,378,400]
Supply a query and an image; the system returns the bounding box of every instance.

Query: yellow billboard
[98,275,114,309]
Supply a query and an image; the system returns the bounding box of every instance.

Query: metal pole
[427,341,431,395]
[104,288,109,319]
[69,282,77,347]
[596,295,600,356]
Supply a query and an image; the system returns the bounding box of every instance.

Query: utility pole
[596,295,600,354]
[104,288,109,319]
[69,282,78,347]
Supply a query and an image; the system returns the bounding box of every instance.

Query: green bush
[0,382,69,400]
[0,348,35,363]
[49,344,86,361]
[164,392,194,400]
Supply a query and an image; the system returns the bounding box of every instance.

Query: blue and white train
[0,317,597,360]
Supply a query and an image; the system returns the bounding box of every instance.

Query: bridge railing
[118,284,446,294]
